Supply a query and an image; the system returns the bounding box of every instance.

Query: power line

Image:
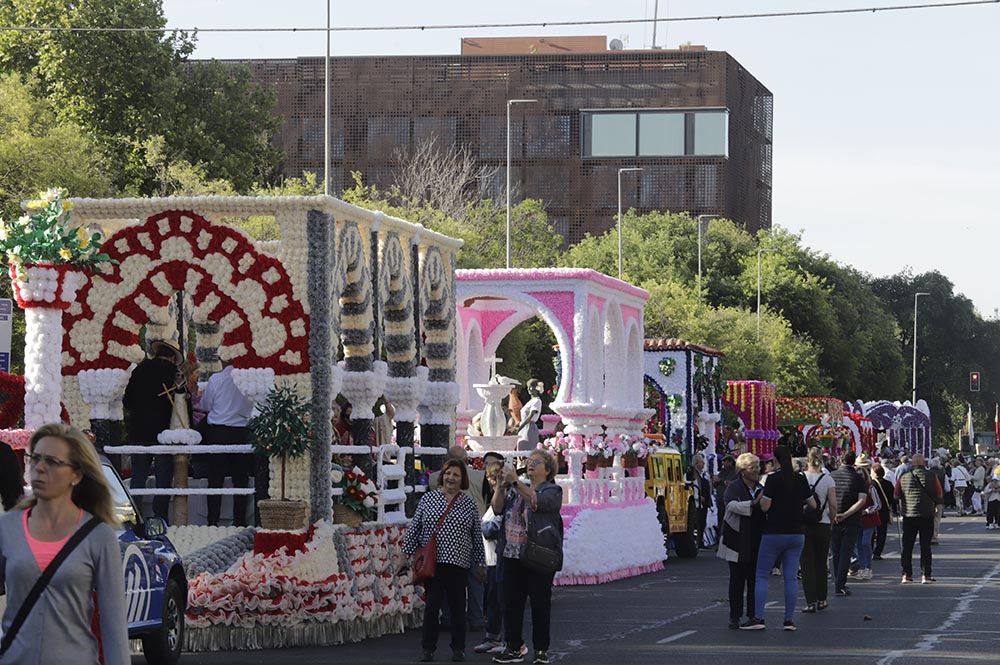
[0,1,995,34]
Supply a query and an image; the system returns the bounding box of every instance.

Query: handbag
[860,494,882,529]
[411,494,458,585]
[519,485,563,575]
[0,516,101,657]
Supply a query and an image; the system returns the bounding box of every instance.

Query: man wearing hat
[123,338,184,521]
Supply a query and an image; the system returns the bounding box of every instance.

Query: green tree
[0,1,281,193]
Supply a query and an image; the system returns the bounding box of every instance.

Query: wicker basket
[258,499,310,531]
[332,503,363,528]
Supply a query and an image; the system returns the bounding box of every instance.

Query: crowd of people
[403,447,563,664]
[715,442,1000,631]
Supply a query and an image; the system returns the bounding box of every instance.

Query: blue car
[101,457,186,665]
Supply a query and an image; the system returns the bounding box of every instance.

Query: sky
[161,0,1000,315]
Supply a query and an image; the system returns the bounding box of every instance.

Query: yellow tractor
[645,447,700,558]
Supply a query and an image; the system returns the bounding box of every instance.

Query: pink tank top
[22,508,83,572]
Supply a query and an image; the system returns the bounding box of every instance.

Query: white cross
[484,356,503,381]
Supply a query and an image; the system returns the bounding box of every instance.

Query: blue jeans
[754,533,805,621]
[857,527,875,569]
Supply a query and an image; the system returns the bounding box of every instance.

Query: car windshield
[101,463,138,525]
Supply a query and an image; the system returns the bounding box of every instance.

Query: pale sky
[163,0,1000,316]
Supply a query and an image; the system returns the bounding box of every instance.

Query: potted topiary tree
[249,385,311,530]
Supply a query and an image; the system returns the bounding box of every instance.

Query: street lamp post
[506,99,537,269]
[617,167,643,280]
[323,0,330,195]
[912,291,930,404]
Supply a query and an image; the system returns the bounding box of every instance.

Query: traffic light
[970,371,981,392]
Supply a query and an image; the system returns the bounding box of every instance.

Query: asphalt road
[154,514,1000,665]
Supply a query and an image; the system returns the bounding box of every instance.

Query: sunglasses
[28,453,79,470]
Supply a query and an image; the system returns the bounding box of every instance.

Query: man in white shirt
[201,363,256,526]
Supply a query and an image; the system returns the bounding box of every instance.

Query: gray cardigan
[0,510,129,665]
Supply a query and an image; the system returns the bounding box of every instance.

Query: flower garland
[0,428,33,450]
[539,432,652,462]
[231,367,276,405]
[157,429,203,445]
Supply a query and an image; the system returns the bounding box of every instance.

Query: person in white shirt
[951,461,971,515]
[970,459,986,515]
[200,363,256,526]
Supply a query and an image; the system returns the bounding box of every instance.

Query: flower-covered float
[847,399,932,457]
[455,268,665,585]
[1,192,465,651]
[722,380,780,460]
[778,397,851,454]
[642,338,725,460]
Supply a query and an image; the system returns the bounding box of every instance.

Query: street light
[617,167,643,280]
[912,291,931,404]
[323,0,330,195]
[506,99,537,269]
[696,214,719,298]
[756,247,778,341]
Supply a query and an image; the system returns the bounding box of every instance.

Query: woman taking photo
[800,447,837,613]
[0,423,129,665]
[492,450,563,665]
[742,445,815,631]
[717,452,764,629]
[403,458,485,663]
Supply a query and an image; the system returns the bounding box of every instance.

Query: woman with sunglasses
[0,423,128,665]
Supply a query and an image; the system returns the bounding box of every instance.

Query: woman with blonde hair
[0,423,129,664]
[718,452,763,629]
[800,446,837,613]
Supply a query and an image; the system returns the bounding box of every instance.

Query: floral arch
[456,268,650,436]
[63,210,309,374]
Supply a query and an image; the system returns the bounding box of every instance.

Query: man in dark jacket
[123,339,182,521]
[830,450,867,596]
[895,453,942,584]
[0,440,23,510]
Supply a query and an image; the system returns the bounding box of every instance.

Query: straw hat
[856,453,873,468]
[149,339,183,364]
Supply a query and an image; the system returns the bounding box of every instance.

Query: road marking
[876,559,1000,665]
[883,551,896,557]
[765,601,778,608]
[657,630,697,644]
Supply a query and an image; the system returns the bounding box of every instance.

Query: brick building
[226,36,772,241]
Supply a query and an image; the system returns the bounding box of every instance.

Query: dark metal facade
[231,49,772,242]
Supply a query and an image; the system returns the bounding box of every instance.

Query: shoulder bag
[520,485,563,575]
[0,516,102,657]
[801,474,827,525]
[909,471,942,508]
[411,494,458,585]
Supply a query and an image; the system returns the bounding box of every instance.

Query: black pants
[830,523,859,591]
[800,522,831,604]
[484,564,503,640]
[901,515,934,578]
[203,423,251,526]
[130,450,174,522]
[727,560,756,621]
[422,563,468,654]
[873,518,889,557]
[987,501,1000,525]
[503,557,555,652]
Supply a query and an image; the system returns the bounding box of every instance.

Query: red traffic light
[970,371,981,392]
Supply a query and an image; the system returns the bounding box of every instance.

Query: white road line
[876,559,1000,665]
[765,601,778,608]
[656,630,697,645]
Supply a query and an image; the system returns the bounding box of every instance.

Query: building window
[639,113,685,157]
[584,113,636,157]
[693,112,728,157]
[582,109,728,158]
